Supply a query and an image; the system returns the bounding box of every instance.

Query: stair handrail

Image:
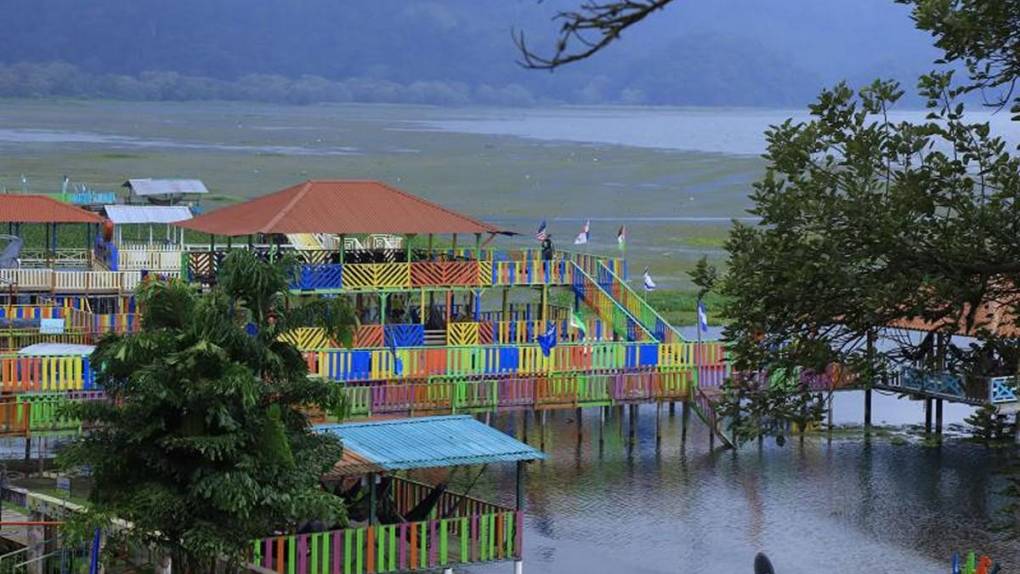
[567,261,655,341]
[596,260,688,343]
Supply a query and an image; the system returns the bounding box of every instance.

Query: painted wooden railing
[17,248,92,268]
[989,376,1019,404]
[596,262,683,343]
[116,248,184,271]
[0,269,177,293]
[881,368,1002,405]
[341,368,704,417]
[0,391,104,435]
[184,248,625,291]
[308,340,728,383]
[0,355,97,393]
[252,509,521,574]
[570,262,651,342]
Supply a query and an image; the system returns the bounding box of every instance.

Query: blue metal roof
[316,415,544,476]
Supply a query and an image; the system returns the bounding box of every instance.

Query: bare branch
[513,0,676,70]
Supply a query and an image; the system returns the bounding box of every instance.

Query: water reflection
[463,399,1018,574]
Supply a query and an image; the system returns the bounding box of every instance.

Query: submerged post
[924,398,933,435]
[515,460,525,574]
[935,398,943,436]
[681,400,690,443]
[655,402,662,446]
[865,329,875,434]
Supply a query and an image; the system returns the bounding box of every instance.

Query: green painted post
[460,517,469,562]
[311,532,318,572]
[356,528,364,574]
[344,530,353,574]
[321,533,330,574]
[288,536,296,574]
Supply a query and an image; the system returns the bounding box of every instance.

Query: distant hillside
[0,0,942,106]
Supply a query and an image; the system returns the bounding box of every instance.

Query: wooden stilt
[935,399,943,436]
[655,403,662,446]
[864,387,872,435]
[681,401,690,443]
[924,398,933,435]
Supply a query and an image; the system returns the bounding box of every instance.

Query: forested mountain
[0,0,941,106]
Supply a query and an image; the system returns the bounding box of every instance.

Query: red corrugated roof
[176,180,509,236]
[0,195,103,224]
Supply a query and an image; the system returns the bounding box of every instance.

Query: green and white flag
[570,309,587,337]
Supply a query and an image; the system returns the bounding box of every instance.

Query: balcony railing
[306,340,728,383]
[250,477,520,574]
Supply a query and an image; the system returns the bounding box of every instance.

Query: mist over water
[423,107,1020,156]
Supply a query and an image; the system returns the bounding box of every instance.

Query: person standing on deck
[541,234,554,261]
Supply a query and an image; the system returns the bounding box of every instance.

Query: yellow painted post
[541,284,548,322]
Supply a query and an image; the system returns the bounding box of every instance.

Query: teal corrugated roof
[316,415,544,475]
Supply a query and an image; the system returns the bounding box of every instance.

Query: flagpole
[695,295,703,391]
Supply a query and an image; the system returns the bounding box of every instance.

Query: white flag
[643,268,656,291]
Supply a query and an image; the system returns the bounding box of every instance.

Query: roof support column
[339,235,346,265]
[451,234,458,259]
[427,234,434,261]
[474,233,481,261]
[405,234,414,263]
[380,292,387,328]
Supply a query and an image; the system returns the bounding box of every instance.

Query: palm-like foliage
[59,250,356,568]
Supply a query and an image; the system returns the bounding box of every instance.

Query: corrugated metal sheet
[18,343,95,356]
[0,195,104,224]
[176,180,511,236]
[123,179,209,197]
[104,205,192,225]
[317,415,544,477]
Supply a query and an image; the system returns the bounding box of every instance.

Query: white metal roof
[123,179,209,196]
[18,343,96,356]
[104,205,193,225]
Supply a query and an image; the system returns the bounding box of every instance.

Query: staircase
[589,260,734,449]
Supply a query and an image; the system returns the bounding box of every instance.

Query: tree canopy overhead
[722,73,1020,379]
[60,251,356,568]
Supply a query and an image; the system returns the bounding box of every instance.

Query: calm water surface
[460,397,1018,574]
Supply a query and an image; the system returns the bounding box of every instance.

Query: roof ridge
[261,180,314,233]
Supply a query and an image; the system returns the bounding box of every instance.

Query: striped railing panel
[251,510,521,574]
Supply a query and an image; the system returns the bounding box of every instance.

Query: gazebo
[0,195,103,268]
[251,415,543,574]
[176,179,510,256]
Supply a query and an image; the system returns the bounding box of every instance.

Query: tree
[717,74,1020,431]
[901,0,1020,118]
[59,251,357,570]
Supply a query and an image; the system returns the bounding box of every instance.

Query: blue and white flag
[697,299,709,333]
[535,220,548,242]
[573,219,590,245]
[385,330,403,376]
[642,268,657,292]
[537,322,557,357]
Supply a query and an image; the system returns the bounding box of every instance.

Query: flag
[385,330,403,376]
[535,220,548,242]
[697,299,709,333]
[617,225,626,250]
[643,268,656,291]
[537,322,557,357]
[574,219,590,245]
[569,309,587,337]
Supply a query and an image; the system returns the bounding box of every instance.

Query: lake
[467,400,1019,574]
[1,100,1018,572]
